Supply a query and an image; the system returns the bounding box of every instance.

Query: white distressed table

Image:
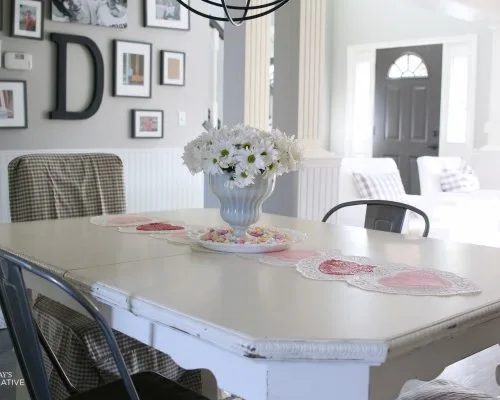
[0,208,499,400]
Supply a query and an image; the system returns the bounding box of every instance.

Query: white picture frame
[12,0,44,40]
[145,0,190,30]
[0,80,28,129]
[113,40,152,98]
[131,109,164,139]
[160,50,185,86]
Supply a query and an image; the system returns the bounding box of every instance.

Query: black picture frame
[131,109,164,139]
[144,0,190,31]
[113,40,153,99]
[0,80,28,129]
[11,0,44,40]
[160,50,185,86]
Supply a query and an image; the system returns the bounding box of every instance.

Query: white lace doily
[347,268,481,296]
[90,214,157,227]
[150,225,206,245]
[118,221,186,234]
[239,249,326,267]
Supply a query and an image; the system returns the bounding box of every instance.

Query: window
[446,55,469,143]
[388,53,429,79]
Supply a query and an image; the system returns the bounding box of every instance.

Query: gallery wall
[0,1,214,150]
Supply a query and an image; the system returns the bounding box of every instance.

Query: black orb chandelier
[176,0,291,26]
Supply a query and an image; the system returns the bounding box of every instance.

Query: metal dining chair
[7,153,203,399]
[321,199,430,237]
[0,249,209,400]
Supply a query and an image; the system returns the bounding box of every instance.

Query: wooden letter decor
[49,33,104,120]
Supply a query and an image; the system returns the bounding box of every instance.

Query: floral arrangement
[182,124,303,188]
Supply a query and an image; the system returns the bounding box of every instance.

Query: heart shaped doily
[296,252,381,281]
[347,269,480,296]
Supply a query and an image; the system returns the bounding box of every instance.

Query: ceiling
[409,0,500,23]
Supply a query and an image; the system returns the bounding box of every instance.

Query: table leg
[263,361,371,400]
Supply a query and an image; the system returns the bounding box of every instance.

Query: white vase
[209,173,276,237]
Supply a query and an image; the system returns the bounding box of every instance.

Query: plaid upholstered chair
[7,153,204,399]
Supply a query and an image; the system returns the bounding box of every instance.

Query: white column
[244,0,271,130]
[485,25,500,147]
[297,0,327,149]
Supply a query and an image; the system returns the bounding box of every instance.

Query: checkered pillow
[440,160,480,193]
[352,171,406,200]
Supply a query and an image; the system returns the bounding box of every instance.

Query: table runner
[93,216,481,297]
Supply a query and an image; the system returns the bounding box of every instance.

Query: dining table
[1,208,500,400]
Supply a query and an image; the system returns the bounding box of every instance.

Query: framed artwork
[11,0,44,40]
[131,109,163,139]
[160,51,185,86]
[51,0,128,28]
[144,0,190,30]
[0,81,28,129]
[113,40,152,98]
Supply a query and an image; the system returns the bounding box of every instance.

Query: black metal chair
[0,249,209,400]
[321,199,430,237]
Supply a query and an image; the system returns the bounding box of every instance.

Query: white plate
[190,227,307,254]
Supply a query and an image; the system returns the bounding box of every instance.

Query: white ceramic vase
[209,173,276,237]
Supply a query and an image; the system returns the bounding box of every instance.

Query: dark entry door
[373,44,443,194]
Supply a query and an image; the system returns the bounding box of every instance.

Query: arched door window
[388,53,429,79]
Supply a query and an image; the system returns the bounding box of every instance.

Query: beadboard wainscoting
[0,148,204,223]
[297,156,341,221]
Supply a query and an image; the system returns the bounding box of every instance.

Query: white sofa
[338,157,500,246]
[417,156,500,201]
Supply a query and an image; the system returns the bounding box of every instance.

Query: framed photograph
[144,0,190,30]
[160,51,185,86]
[51,0,128,28]
[11,0,44,40]
[113,40,152,98]
[0,81,28,129]
[131,110,163,139]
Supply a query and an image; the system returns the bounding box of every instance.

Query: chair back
[8,153,126,222]
[417,156,462,196]
[336,157,401,227]
[322,199,430,237]
[0,249,140,400]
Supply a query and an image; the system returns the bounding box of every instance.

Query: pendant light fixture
[176,0,290,26]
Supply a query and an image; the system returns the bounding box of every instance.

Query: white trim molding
[344,34,478,159]
[0,148,204,223]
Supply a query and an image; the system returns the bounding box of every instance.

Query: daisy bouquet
[182,124,303,188]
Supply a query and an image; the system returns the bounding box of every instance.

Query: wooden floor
[0,327,499,399]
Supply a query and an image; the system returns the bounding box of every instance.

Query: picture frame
[11,0,44,40]
[50,0,128,28]
[160,50,185,86]
[0,80,28,129]
[113,40,152,98]
[144,0,190,31]
[131,109,164,139]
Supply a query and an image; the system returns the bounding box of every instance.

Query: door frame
[344,34,478,159]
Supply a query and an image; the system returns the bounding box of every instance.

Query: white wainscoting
[0,148,204,223]
[297,156,341,221]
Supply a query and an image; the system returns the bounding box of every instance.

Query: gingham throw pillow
[352,171,406,200]
[440,160,480,193]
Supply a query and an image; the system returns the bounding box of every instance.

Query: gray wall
[0,1,213,150]
[329,0,493,153]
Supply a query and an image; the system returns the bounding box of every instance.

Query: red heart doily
[136,223,185,232]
